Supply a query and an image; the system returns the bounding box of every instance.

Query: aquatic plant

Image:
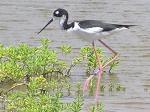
[89,102,104,112]
[0,38,123,112]
[4,77,107,112]
[0,39,73,83]
[3,76,84,112]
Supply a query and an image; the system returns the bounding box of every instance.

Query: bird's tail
[115,24,137,29]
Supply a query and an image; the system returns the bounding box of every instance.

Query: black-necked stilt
[38,8,135,35]
[38,8,136,102]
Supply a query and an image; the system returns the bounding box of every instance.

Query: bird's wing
[78,20,134,32]
[78,20,117,32]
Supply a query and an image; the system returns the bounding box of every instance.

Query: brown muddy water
[0,0,150,112]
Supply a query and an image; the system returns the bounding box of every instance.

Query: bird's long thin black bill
[37,18,53,34]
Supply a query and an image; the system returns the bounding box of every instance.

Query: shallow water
[0,0,150,112]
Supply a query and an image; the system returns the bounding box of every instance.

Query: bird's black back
[78,20,135,32]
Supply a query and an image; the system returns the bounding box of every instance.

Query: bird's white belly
[79,27,103,34]
[70,30,108,43]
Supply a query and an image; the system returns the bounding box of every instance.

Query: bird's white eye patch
[55,11,59,14]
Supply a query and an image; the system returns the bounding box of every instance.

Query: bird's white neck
[59,15,67,29]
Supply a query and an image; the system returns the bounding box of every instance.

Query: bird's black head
[53,8,68,17]
[37,8,68,34]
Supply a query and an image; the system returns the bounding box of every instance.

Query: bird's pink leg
[95,67,103,101]
[83,41,103,102]
[98,39,118,69]
[83,75,94,92]
[83,39,118,104]
[94,39,118,103]
[92,41,103,102]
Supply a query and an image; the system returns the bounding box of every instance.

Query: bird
[38,8,136,102]
[38,8,135,35]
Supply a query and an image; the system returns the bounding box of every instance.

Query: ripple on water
[0,0,150,111]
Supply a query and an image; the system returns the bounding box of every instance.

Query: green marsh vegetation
[0,38,125,112]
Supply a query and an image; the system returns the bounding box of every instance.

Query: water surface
[0,0,150,112]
